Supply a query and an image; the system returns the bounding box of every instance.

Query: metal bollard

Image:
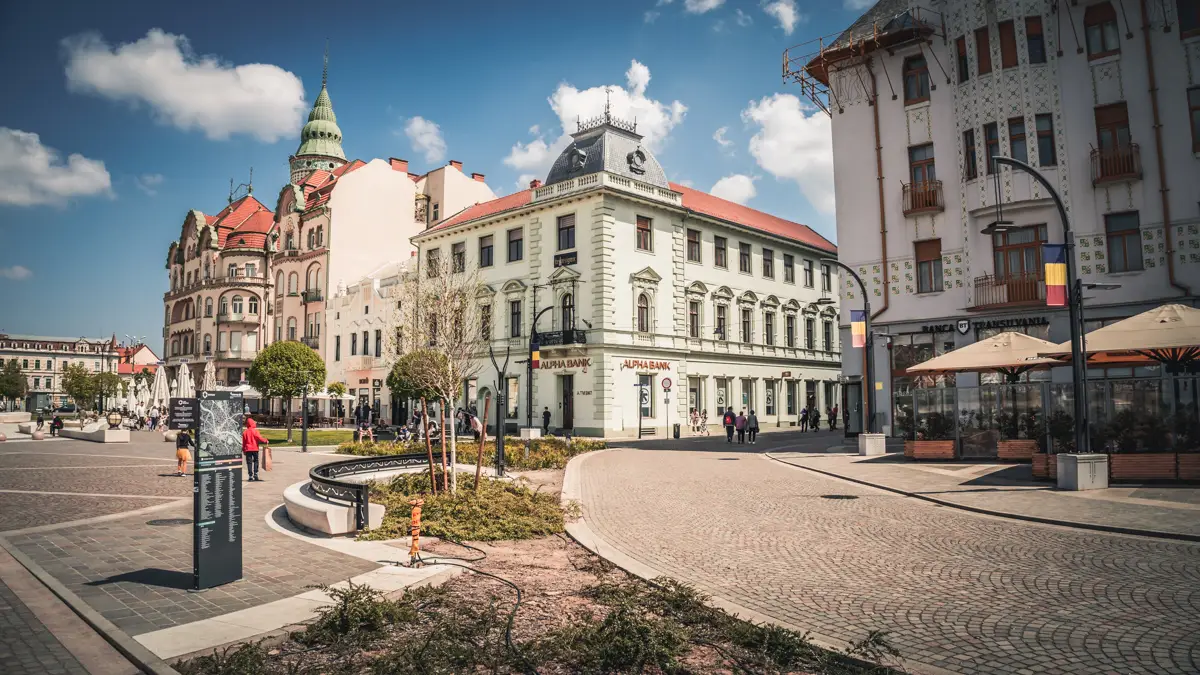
[408,498,424,566]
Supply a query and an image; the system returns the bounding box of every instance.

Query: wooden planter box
[904,440,915,458]
[998,439,1038,461]
[912,440,955,460]
[1032,453,1058,479]
[1110,453,1177,481]
[1176,453,1200,481]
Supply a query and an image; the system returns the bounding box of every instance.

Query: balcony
[216,311,259,325]
[216,349,256,361]
[301,289,324,303]
[301,336,320,349]
[1091,144,1141,185]
[902,180,944,216]
[283,248,300,257]
[971,273,1046,310]
[536,330,587,346]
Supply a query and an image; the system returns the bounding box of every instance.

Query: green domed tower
[289,48,346,184]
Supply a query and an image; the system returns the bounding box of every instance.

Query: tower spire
[322,39,329,89]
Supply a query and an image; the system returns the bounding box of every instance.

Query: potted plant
[895,403,916,458]
[1107,409,1177,481]
[913,411,955,460]
[1029,409,1072,479]
[1173,410,1200,481]
[996,409,1037,461]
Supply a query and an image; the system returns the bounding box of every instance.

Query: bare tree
[387,252,485,494]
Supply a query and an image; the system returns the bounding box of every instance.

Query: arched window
[637,293,650,333]
[203,334,212,354]
[306,265,321,291]
[561,293,574,330]
[182,334,190,354]
[288,273,298,294]
[307,229,315,249]
[275,272,284,296]
[902,56,930,104]
[171,339,179,356]
[286,317,297,341]
[205,298,213,317]
[220,297,229,317]
[232,295,244,314]
[1084,3,1120,59]
[248,296,259,314]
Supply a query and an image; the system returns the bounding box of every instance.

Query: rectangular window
[688,301,700,338]
[805,318,815,349]
[992,225,1047,281]
[783,254,795,283]
[762,248,774,278]
[786,315,796,347]
[638,374,654,418]
[363,331,370,357]
[375,330,382,357]
[740,308,752,343]
[821,264,832,292]
[432,203,440,221]
[451,242,466,273]
[34,360,39,370]
[739,243,751,273]
[557,214,576,251]
[1189,87,1200,153]
[1008,117,1028,164]
[823,320,833,351]
[956,36,970,82]
[803,259,814,287]
[506,377,519,418]
[481,305,492,340]
[350,333,357,355]
[507,228,523,262]
[510,300,522,337]
[764,312,775,346]
[1036,114,1057,166]
[764,381,776,416]
[33,377,39,389]
[426,249,440,277]
[902,56,930,104]
[686,229,701,262]
[963,129,978,180]
[1182,0,1200,37]
[975,27,992,75]
[908,143,936,185]
[636,216,652,251]
[1026,16,1046,64]
[999,20,1017,68]
[479,235,494,267]
[1095,103,1131,152]
[714,236,727,268]
[984,122,1000,173]
[716,305,727,340]
[1085,3,1121,59]
[1106,212,1144,273]
[915,239,943,293]
[786,381,796,415]
[335,335,341,361]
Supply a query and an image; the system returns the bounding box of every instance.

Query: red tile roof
[203,195,273,250]
[429,189,534,232]
[670,182,835,253]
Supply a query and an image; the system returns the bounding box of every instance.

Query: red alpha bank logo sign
[539,357,591,372]
[620,359,671,371]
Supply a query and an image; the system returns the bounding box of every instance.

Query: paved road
[0,577,89,675]
[581,433,1200,675]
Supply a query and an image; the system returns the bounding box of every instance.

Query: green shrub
[296,583,420,647]
[337,436,605,470]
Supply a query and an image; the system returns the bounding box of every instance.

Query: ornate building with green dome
[288,53,346,185]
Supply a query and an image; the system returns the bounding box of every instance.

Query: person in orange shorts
[175,429,194,477]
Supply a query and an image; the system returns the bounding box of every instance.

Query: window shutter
[1094,102,1129,127]
[914,239,942,262]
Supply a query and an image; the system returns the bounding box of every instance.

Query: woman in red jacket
[242,417,269,482]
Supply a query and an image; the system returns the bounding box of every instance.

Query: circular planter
[0,432,6,442]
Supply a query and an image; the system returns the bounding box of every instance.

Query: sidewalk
[769,450,1200,541]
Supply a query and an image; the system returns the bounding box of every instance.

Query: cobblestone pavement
[2,442,379,637]
[0,578,88,675]
[578,444,1200,675]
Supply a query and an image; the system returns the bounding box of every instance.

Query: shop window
[915,239,942,293]
[639,374,654,418]
[998,21,1017,68]
[557,214,576,251]
[956,36,969,82]
[1026,16,1046,64]
[1085,3,1121,59]
[686,229,701,262]
[786,381,796,415]
[902,55,930,104]
[765,381,776,416]
[1106,212,1143,272]
[975,27,992,75]
[507,378,520,418]
[984,122,1000,173]
[1008,117,1027,164]
[714,236,727,267]
[636,216,653,251]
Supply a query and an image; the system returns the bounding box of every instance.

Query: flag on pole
[850,310,866,348]
[1044,244,1067,307]
[531,345,540,369]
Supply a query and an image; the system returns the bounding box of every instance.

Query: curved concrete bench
[17,422,35,434]
[60,427,130,443]
[284,480,385,535]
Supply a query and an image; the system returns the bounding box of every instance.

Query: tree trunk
[475,396,491,492]
[439,402,448,492]
[284,397,293,442]
[421,398,437,495]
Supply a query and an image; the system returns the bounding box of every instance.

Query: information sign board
[168,397,199,430]
[193,390,244,590]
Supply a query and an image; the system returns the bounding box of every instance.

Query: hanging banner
[1043,244,1067,307]
[850,310,867,348]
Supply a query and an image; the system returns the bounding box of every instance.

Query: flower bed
[911,440,955,460]
[337,436,605,471]
[997,439,1038,461]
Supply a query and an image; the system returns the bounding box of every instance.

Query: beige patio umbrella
[1040,303,1200,369]
[907,331,1061,382]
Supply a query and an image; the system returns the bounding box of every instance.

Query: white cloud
[62,29,305,142]
[0,128,112,207]
[844,0,874,9]
[712,19,727,32]
[0,265,32,281]
[134,173,164,196]
[503,59,687,188]
[404,116,448,164]
[684,0,725,13]
[710,174,757,205]
[713,126,733,151]
[763,0,803,35]
[644,10,661,22]
[735,8,753,26]
[741,93,834,215]
[528,124,540,135]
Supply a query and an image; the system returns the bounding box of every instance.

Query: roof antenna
[228,178,235,204]
[604,86,612,122]
[322,39,329,88]
[248,167,253,195]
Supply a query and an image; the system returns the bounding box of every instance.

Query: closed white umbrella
[177,366,195,399]
[137,380,150,409]
[124,381,137,412]
[199,360,217,392]
[149,366,170,408]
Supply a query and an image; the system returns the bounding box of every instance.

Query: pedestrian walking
[722,408,736,442]
[175,429,193,477]
[747,410,759,444]
[689,408,699,434]
[828,406,837,430]
[735,410,747,444]
[542,406,552,435]
[700,409,709,435]
[799,406,808,432]
[811,407,821,432]
[36,413,45,430]
[241,417,268,482]
[149,406,160,430]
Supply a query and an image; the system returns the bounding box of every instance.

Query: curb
[0,535,181,675]
[766,453,1200,544]
[560,451,953,675]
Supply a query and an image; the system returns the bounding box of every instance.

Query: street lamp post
[488,342,511,477]
[819,259,875,434]
[525,305,553,433]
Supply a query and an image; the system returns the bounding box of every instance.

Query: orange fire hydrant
[408,498,424,566]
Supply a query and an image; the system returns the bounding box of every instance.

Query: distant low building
[0,334,119,410]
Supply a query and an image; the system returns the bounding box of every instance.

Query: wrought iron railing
[971,273,1045,309]
[536,330,587,346]
[300,336,320,349]
[1090,144,1141,185]
[309,453,429,531]
[301,289,324,303]
[902,180,944,216]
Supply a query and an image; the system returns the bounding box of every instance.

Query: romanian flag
[531,345,540,369]
[850,310,866,348]
[1044,244,1067,307]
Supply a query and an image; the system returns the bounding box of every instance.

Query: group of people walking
[706,402,839,443]
[172,415,270,481]
[721,408,761,444]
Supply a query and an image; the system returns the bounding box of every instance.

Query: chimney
[449,160,463,171]
[529,179,543,189]
[407,172,420,181]
[410,251,417,257]
[471,172,486,182]
[388,158,409,172]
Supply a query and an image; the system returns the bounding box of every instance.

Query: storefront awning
[1039,303,1200,368]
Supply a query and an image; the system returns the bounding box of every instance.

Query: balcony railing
[301,289,324,303]
[1091,144,1141,185]
[971,273,1046,310]
[902,180,944,216]
[536,330,587,346]
[301,336,320,349]
[216,349,256,361]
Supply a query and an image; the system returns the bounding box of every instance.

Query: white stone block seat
[59,422,129,443]
[284,452,431,536]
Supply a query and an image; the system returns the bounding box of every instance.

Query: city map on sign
[198,392,243,461]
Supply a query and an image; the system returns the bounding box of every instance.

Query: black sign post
[192,390,244,591]
[168,397,199,431]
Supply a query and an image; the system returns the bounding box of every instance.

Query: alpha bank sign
[921,316,1049,335]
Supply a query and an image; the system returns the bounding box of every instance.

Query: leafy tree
[385,350,443,402]
[0,360,28,410]
[61,363,97,413]
[94,372,122,412]
[248,341,326,441]
[327,381,348,418]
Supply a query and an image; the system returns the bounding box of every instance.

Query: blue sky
[0,0,868,347]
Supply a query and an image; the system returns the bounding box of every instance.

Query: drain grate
[820,495,859,500]
[146,518,193,526]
